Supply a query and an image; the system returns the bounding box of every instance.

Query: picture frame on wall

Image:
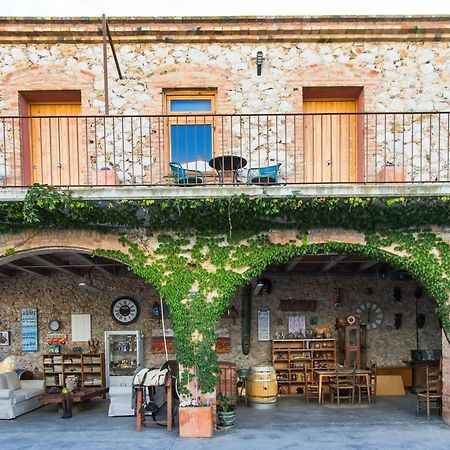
[0,331,10,346]
[257,309,270,341]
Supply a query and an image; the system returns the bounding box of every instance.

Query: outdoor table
[208,155,247,183]
[314,368,370,404]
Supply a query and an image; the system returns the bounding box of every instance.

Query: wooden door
[29,103,81,185]
[303,99,358,183]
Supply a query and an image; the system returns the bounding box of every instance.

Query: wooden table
[315,369,370,404]
[39,387,109,418]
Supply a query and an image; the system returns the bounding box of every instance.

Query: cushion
[4,371,21,390]
[0,388,14,399]
[0,374,8,389]
[22,388,44,400]
[10,390,27,404]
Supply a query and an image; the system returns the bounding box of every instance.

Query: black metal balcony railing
[0,112,449,187]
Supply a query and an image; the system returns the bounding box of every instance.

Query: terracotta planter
[376,164,406,182]
[179,406,214,438]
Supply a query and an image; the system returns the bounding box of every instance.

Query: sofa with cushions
[0,371,45,419]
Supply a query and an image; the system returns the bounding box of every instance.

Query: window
[165,91,215,165]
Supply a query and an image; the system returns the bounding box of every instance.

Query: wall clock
[355,302,383,330]
[111,297,140,324]
[48,320,61,331]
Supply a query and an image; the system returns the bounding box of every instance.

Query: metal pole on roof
[102,14,109,116]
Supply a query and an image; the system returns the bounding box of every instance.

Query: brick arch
[286,63,381,112]
[149,63,236,114]
[0,229,125,258]
[0,65,97,115]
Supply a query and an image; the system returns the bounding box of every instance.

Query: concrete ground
[1,394,450,450]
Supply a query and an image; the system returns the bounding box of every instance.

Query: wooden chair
[303,366,321,403]
[329,367,356,405]
[416,365,442,418]
[355,361,375,404]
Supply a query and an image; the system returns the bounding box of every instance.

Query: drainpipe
[241,284,252,355]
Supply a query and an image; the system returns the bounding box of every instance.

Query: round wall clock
[355,302,383,330]
[48,320,61,331]
[111,296,140,324]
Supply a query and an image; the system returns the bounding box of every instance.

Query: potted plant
[178,397,214,438]
[178,368,214,438]
[216,392,236,430]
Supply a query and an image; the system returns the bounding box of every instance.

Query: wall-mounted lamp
[256,51,264,76]
[151,301,162,324]
[78,282,102,294]
[224,305,239,325]
[253,278,272,296]
[78,266,102,294]
[333,287,342,306]
[394,313,402,330]
[393,286,402,302]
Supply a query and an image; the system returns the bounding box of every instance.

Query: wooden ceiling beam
[285,257,304,272]
[3,263,46,277]
[359,260,379,272]
[30,255,81,277]
[321,255,346,272]
[75,253,114,275]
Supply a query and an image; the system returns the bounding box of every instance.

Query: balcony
[0,112,449,199]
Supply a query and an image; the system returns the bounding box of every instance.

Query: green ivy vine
[0,185,449,395]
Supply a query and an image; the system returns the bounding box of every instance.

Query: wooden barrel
[247,365,277,409]
[15,369,34,380]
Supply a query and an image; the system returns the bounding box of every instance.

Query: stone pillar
[442,329,450,425]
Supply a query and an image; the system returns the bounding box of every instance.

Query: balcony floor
[0,182,449,201]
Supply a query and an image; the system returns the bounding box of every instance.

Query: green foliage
[0,185,449,395]
[216,392,236,412]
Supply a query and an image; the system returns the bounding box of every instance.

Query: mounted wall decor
[279,299,317,312]
[21,308,38,352]
[257,309,270,341]
[0,331,10,346]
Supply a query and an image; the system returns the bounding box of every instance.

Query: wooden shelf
[43,353,105,395]
[272,338,336,395]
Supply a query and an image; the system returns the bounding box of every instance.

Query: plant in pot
[178,368,214,438]
[216,392,237,430]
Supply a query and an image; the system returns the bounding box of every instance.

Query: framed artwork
[0,331,10,346]
[257,309,270,341]
[288,316,306,335]
[21,308,38,352]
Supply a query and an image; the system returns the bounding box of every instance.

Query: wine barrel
[15,369,34,380]
[247,365,277,409]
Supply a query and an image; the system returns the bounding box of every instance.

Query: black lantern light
[256,51,264,76]
[151,301,161,322]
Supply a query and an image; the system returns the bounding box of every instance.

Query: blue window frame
[166,92,215,165]
[170,99,212,112]
[170,124,212,164]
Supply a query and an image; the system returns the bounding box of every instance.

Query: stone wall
[0,270,441,374]
[218,276,442,370]
[0,34,449,183]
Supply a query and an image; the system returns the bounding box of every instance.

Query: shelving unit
[42,353,105,394]
[272,339,336,395]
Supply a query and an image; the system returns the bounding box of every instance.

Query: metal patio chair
[169,162,205,185]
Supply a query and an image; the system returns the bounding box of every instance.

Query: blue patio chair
[245,163,282,184]
[169,162,205,185]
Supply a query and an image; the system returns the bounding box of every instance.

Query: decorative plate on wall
[355,302,383,330]
[111,296,140,324]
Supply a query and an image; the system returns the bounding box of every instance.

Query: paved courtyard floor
[1,394,449,449]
